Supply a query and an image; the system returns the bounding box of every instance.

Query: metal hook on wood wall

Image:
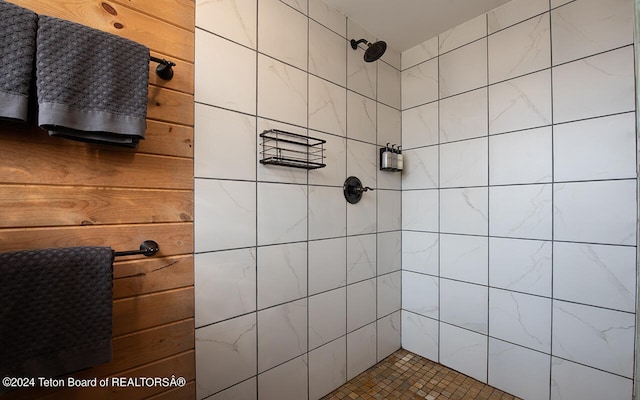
[149,56,175,80]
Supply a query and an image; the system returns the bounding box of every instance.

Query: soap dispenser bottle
[397,146,403,171]
[380,143,392,170]
[391,144,398,171]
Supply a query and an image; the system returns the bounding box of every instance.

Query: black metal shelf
[259,129,326,170]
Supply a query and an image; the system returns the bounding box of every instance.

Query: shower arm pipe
[149,56,176,80]
[350,38,369,49]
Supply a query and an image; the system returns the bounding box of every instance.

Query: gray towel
[0,0,37,121]
[36,16,149,147]
[0,246,113,388]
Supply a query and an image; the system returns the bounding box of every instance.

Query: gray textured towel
[36,16,149,147]
[0,0,37,121]
[0,246,113,388]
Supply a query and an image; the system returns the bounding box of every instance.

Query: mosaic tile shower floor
[321,349,522,400]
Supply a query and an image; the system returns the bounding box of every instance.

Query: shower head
[350,38,387,62]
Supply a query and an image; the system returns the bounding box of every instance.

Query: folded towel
[0,0,37,121]
[36,16,149,147]
[0,246,113,387]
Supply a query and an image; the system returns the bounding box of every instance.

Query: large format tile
[258,0,307,69]
[258,356,308,400]
[377,271,401,317]
[195,30,256,114]
[195,248,256,327]
[440,137,488,188]
[551,358,633,400]
[553,113,636,182]
[347,278,377,331]
[257,242,307,309]
[489,237,552,297]
[309,75,347,137]
[402,231,439,276]
[488,70,552,135]
[309,20,346,86]
[347,323,377,380]
[552,300,635,378]
[257,182,308,245]
[440,234,488,285]
[488,14,550,83]
[195,179,256,252]
[489,184,552,240]
[489,288,551,353]
[439,88,488,143]
[402,102,439,149]
[553,180,636,245]
[258,54,308,127]
[489,127,552,185]
[196,0,256,48]
[440,323,488,383]
[258,299,308,372]
[196,314,257,398]
[440,187,488,235]
[400,146,438,190]
[402,190,438,232]
[347,234,376,284]
[309,337,347,400]
[439,14,486,54]
[439,39,487,98]
[308,185,346,240]
[554,242,636,312]
[552,0,633,65]
[377,310,401,361]
[552,46,635,123]
[402,58,438,109]
[402,311,439,362]
[402,271,438,319]
[195,104,256,181]
[488,0,549,33]
[440,279,488,334]
[309,287,346,350]
[488,339,551,400]
[309,237,346,295]
[347,91,376,143]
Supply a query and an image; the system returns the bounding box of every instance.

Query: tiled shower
[193,0,402,399]
[194,0,638,399]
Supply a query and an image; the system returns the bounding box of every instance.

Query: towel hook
[149,56,175,81]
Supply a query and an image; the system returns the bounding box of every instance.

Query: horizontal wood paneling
[113,255,193,298]
[1,2,195,399]
[112,0,194,32]
[113,287,194,336]
[147,87,195,125]
[0,185,192,228]
[0,139,193,190]
[0,113,193,159]
[0,223,193,254]
[10,0,193,62]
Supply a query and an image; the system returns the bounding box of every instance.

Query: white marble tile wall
[401,0,637,399]
[195,1,402,398]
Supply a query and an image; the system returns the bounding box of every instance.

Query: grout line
[548,4,555,398]
[485,11,491,384]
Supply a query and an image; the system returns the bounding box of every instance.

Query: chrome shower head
[350,38,387,62]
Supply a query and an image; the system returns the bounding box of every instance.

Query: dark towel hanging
[0,246,114,389]
[35,15,150,148]
[0,0,38,121]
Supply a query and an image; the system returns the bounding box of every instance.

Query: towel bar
[149,56,175,81]
[113,240,159,257]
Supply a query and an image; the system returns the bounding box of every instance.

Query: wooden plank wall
[0,1,195,399]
